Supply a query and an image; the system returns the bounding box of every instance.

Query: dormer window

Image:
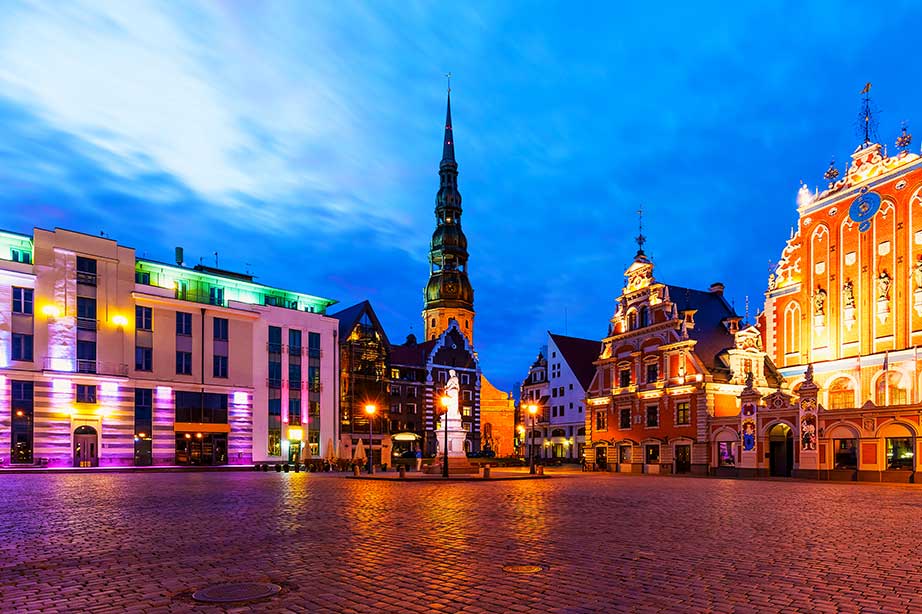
[628,311,637,331]
[639,306,650,328]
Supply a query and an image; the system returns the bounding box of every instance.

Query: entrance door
[595,447,607,470]
[74,426,98,467]
[769,424,793,477]
[675,444,691,473]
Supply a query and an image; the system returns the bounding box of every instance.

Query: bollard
[275,464,282,472]
[353,465,360,477]
[294,464,300,473]
[399,465,406,479]
[483,466,491,480]
[283,464,290,473]
[262,464,268,472]
[537,465,544,476]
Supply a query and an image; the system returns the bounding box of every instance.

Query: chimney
[175,247,184,266]
[709,282,725,295]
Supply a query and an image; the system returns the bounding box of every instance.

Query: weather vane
[857,82,879,146]
[636,205,646,256]
[446,72,452,93]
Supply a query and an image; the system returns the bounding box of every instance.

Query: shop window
[834,438,857,469]
[619,446,632,463]
[886,437,914,470]
[718,442,736,467]
[644,444,660,463]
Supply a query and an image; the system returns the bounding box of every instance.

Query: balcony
[43,357,128,377]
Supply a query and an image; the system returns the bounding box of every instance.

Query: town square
[2,2,922,612]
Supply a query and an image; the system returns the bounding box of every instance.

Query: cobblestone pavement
[2,472,922,613]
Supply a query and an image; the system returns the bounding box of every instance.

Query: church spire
[424,79,475,343]
[442,73,455,166]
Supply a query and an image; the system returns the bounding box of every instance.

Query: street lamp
[527,404,538,475]
[440,395,450,478]
[364,404,376,474]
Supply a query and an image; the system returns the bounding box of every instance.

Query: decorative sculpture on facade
[877,270,891,322]
[842,280,856,330]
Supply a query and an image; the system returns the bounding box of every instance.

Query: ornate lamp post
[527,404,538,475]
[440,395,450,478]
[364,404,376,474]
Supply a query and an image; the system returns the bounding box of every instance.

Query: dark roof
[328,300,390,346]
[390,338,437,367]
[549,333,600,391]
[666,284,737,372]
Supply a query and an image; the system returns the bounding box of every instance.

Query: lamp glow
[364,404,376,415]
[42,305,61,318]
[233,391,248,405]
[288,427,303,441]
[112,314,128,327]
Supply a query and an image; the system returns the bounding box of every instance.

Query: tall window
[136,306,152,331]
[595,410,608,431]
[289,389,302,426]
[213,317,228,341]
[828,378,855,410]
[676,401,691,426]
[619,368,631,388]
[308,331,321,358]
[11,334,33,362]
[646,363,658,384]
[639,306,649,328]
[10,381,34,464]
[268,326,282,354]
[784,301,800,356]
[646,405,659,427]
[76,256,97,286]
[76,340,96,372]
[176,351,193,375]
[213,355,228,378]
[209,287,224,306]
[619,408,631,429]
[134,389,153,466]
[176,312,193,336]
[135,347,152,371]
[876,372,908,406]
[12,287,33,314]
[268,388,282,455]
[289,329,302,354]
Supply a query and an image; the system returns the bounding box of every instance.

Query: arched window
[876,372,908,406]
[827,377,855,410]
[639,307,650,328]
[784,301,800,357]
[627,311,637,331]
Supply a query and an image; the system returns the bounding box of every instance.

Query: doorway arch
[74,425,99,467]
[768,423,793,477]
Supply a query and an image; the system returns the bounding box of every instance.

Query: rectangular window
[174,391,228,424]
[462,405,472,417]
[12,287,33,314]
[136,306,152,331]
[209,286,224,306]
[176,312,193,336]
[134,388,153,466]
[135,347,152,371]
[288,361,301,385]
[676,401,691,426]
[596,410,608,431]
[407,403,417,414]
[213,355,228,378]
[76,384,97,404]
[135,270,151,285]
[176,351,193,375]
[646,405,659,427]
[552,388,558,398]
[619,369,631,388]
[268,389,282,456]
[646,363,658,383]
[886,437,914,470]
[645,444,660,463]
[213,317,228,341]
[11,248,31,264]
[77,296,96,328]
[308,332,321,358]
[289,329,302,354]
[76,256,97,285]
[289,389,302,426]
[718,442,736,467]
[10,381,34,464]
[11,334,33,362]
[461,373,470,385]
[834,438,858,470]
[619,446,632,464]
[308,365,320,392]
[619,408,631,429]
[268,326,282,353]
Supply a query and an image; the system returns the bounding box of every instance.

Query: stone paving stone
[1,473,921,612]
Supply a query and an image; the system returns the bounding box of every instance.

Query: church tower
[423,88,475,343]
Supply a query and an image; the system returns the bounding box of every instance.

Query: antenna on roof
[214,251,219,268]
[635,204,646,257]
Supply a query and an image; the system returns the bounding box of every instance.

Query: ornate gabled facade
[756,111,922,481]
[584,247,778,474]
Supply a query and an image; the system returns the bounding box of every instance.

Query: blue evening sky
[1,2,920,392]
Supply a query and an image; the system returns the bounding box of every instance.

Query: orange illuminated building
[738,110,922,481]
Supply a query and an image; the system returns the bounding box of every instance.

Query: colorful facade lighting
[52,379,71,393]
[156,386,172,400]
[100,381,119,396]
[288,427,303,441]
[233,391,248,405]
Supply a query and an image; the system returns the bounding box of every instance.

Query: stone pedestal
[423,413,478,475]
